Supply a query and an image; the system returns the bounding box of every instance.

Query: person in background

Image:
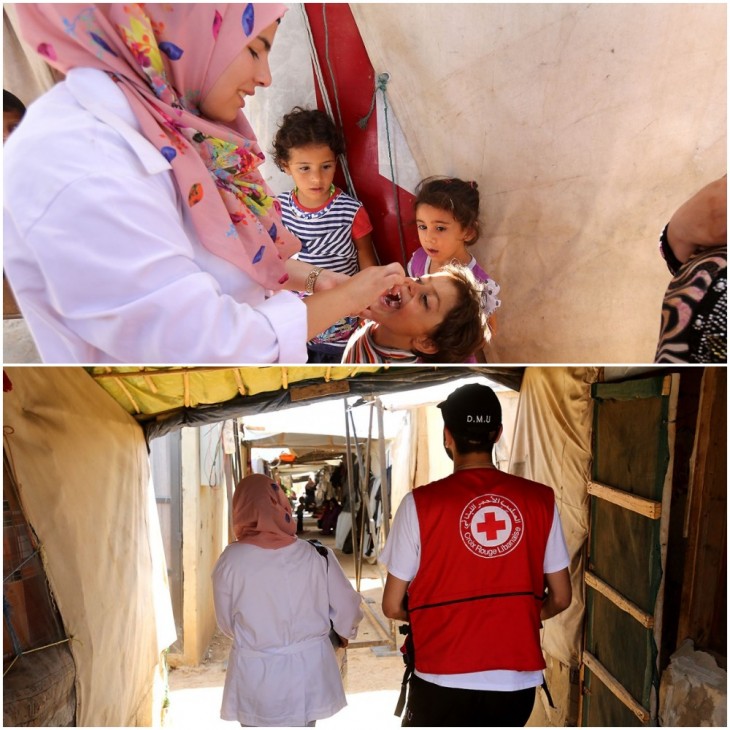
[273,107,378,362]
[3,90,26,142]
[213,473,363,726]
[654,174,726,363]
[296,496,307,534]
[3,90,27,322]
[4,4,403,363]
[381,383,572,727]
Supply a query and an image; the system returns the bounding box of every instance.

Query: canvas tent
[3,365,725,726]
[3,4,726,363]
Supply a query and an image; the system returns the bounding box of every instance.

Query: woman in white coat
[4,4,403,363]
[212,473,363,727]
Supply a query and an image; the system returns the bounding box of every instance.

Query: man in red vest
[381,382,572,726]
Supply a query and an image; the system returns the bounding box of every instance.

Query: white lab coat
[212,539,363,726]
[3,67,307,363]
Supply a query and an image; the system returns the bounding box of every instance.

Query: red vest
[408,468,554,674]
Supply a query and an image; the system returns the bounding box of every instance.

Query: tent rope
[3,547,41,583]
[3,637,75,678]
[300,5,358,200]
[358,72,409,267]
[356,72,389,130]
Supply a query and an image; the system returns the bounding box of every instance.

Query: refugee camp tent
[2,365,511,725]
[3,4,726,364]
[3,365,725,726]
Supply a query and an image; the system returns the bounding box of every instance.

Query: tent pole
[376,399,390,542]
[349,407,366,591]
[361,403,374,566]
[343,399,361,591]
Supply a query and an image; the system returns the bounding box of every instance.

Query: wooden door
[580,374,679,726]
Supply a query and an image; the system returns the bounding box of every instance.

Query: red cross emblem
[476,510,507,540]
[460,494,524,559]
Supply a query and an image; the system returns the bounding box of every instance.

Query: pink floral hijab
[16,3,300,289]
[232,474,297,549]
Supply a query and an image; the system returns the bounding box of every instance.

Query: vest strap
[409,589,543,613]
[394,624,415,717]
[541,674,556,709]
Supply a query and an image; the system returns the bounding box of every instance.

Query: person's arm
[382,573,410,622]
[6,170,314,363]
[282,257,350,292]
[303,263,405,340]
[211,560,235,639]
[354,233,378,269]
[541,567,572,621]
[665,175,727,264]
[325,547,364,643]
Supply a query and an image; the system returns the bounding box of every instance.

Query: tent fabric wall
[3,368,176,726]
[352,3,726,363]
[508,367,599,667]
[3,6,57,106]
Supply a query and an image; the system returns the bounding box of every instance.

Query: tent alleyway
[164,519,404,729]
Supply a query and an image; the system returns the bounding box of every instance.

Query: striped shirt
[277,188,372,276]
[341,321,420,364]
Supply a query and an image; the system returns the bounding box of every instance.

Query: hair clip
[478,281,502,317]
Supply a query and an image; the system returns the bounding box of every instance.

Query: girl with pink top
[407,177,500,359]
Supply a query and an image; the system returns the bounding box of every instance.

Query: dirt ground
[164,523,405,729]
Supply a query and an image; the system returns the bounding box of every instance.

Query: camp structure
[3,365,726,727]
[3,3,726,364]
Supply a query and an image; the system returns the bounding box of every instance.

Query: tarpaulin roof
[88,366,524,440]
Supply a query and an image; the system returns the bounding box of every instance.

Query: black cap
[438,383,502,437]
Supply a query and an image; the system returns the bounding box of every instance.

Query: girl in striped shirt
[273,107,378,362]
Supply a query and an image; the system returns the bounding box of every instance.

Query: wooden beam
[232,368,246,396]
[582,651,650,725]
[182,371,190,408]
[91,366,229,379]
[112,376,141,414]
[290,380,351,402]
[587,480,662,519]
[678,368,727,649]
[584,571,654,628]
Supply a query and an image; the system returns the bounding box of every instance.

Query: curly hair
[414,263,489,363]
[3,90,26,116]
[272,107,345,170]
[414,176,481,245]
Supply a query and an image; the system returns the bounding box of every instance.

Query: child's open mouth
[382,288,402,309]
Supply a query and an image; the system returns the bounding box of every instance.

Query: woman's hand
[315,268,350,291]
[303,262,405,341]
[342,263,405,315]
